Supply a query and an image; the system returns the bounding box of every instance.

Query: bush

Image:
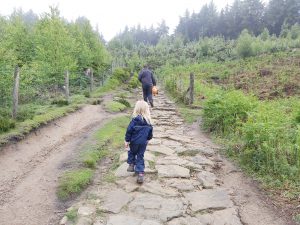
[51,98,69,106]
[202,90,257,134]
[16,104,36,121]
[241,103,299,179]
[236,29,255,58]
[0,118,16,133]
[105,101,127,112]
[112,68,130,83]
[128,75,140,89]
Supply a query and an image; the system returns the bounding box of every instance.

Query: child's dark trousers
[127,144,147,173]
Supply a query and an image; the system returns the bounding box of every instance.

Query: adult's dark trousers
[127,143,147,173]
[142,84,153,104]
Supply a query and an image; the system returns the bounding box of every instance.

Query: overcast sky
[0,0,267,41]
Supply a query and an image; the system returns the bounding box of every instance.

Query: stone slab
[183,189,233,212]
[156,165,190,178]
[100,189,133,214]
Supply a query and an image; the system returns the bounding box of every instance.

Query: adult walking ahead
[138,65,156,107]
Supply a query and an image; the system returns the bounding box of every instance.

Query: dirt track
[0,105,112,225]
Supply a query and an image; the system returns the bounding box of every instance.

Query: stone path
[60,91,243,225]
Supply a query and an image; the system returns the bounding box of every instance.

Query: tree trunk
[12,65,20,119]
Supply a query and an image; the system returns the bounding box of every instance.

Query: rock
[106,215,141,225]
[162,140,183,148]
[140,180,179,197]
[191,155,214,166]
[144,152,156,162]
[128,193,185,222]
[156,165,190,178]
[60,216,68,225]
[183,189,233,213]
[141,220,162,225]
[76,217,93,225]
[147,145,175,156]
[185,145,215,156]
[167,135,192,143]
[154,133,170,138]
[93,218,105,225]
[77,205,96,216]
[167,216,201,225]
[148,139,162,145]
[100,189,133,214]
[196,208,243,225]
[119,152,128,162]
[115,162,134,177]
[116,177,140,192]
[165,179,200,191]
[156,155,188,166]
[197,171,217,188]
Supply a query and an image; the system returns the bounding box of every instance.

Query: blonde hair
[132,100,152,124]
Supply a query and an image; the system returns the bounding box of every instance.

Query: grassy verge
[57,115,129,200]
[0,78,121,147]
[158,57,300,218]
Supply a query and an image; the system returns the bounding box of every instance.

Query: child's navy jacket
[125,115,153,145]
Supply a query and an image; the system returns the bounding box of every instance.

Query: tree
[240,0,265,36]
[264,0,286,36]
[33,6,77,86]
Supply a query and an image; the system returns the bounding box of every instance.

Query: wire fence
[0,64,113,119]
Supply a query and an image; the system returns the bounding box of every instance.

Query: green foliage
[236,30,255,58]
[203,90,257,134]
[57,168,93,200]
[128,74,140,89]
[65,209,77,222]
[51,98,69,106]
[178,107,202,124]
[94,116,129,149]
[82,148,109,168]
[115,98,131,108]
[0,118,16,133]
[105,101,127,112]
[112,68,131,83]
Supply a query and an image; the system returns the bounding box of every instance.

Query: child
[125,100,153,183]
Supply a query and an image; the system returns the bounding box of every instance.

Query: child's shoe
[127,164,134,172]
[137,173,144,184]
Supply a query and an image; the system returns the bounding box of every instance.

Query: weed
[65,208,77,222]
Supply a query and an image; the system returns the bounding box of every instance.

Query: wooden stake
[189,73,194,105]
[12,65,20,119]
[65,70,69,102]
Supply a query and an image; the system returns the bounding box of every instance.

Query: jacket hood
[133,115,149,125]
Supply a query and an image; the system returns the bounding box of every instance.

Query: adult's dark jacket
[138,68,156,86]
[125,115,153,145]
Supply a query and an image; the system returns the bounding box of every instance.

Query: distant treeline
[112,0,300,45]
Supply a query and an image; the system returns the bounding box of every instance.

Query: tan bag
[152,86,158,96]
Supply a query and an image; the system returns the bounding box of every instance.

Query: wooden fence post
[64,70,69,102]
[189,72,194,105]
[12,65,20,119]
[89,69,94,92]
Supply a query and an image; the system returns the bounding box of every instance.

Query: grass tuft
[57,168,93,200]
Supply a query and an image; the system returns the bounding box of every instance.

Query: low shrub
[0,118,16,133]
[202,90,257,135]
